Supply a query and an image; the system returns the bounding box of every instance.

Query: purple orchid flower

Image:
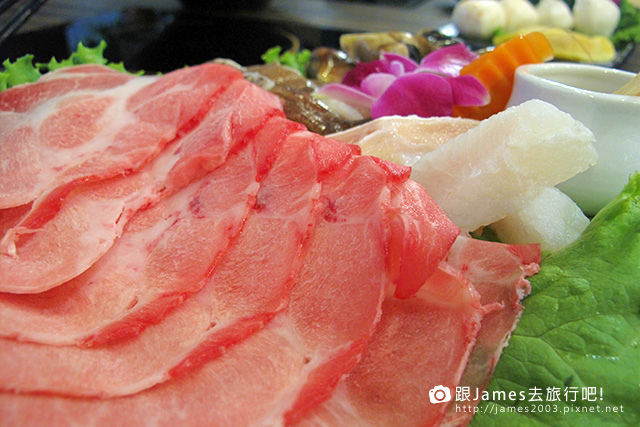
[318,43,489,119]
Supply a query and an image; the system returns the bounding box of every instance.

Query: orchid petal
[419,43,478,76]
[360,73,397,97]
[370,73,453,119]
[317,83,376,109]
[388,60,407,77]
[446,75,490,107]
[381,52,419,73]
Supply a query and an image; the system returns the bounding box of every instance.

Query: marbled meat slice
[0,126,277,346]
[386,178,461,299]
[0,322,307,427]
[0,128,459,426]
[192,150,405,426]
[0,76,284,294]
[0,65,135,113]
[0,134,392,425]
[0,118,328,397]
[297,263,485,427]
[441,236,540,427]
[0,63,240,209]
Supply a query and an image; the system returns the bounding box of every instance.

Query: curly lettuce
[612,0,640,48]
[0,40,137,91]
[261,45,312,76]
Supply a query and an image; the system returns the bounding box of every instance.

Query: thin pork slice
[0,65,136,113]
[0,138,397,426]
[297,263,485,427]
[0,63,241,209]
[186,152,459,425]
[196,151,407,426]
[0,119,330,397]
[441,236,540,427]
[0,321,311,427]
[386,178,461,299]
[0,65,136,121]
[0,260,481,426]
[0,128,274,346]
[0,77,284,294]
[0,135,455,426]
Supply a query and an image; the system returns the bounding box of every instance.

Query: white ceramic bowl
[507,62,640,215]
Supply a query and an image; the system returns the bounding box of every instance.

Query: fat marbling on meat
[0,61,540,427]
[0,71,283,294]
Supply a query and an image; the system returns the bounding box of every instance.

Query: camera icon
[429,385,452,404]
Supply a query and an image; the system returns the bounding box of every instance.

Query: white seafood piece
[410,99,598,232]
[573,0,620,37]
[492,187,590,252]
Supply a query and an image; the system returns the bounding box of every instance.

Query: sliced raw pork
[0,63,240,209]
[0,119,329,397]
[165,150,458,426]
[0,133,459,426]
[0,323,308,427]
[297,235,540,427]
[441,236,540,426]
[0,264,476,427]
[0,76,284,294]
[387,178,461,299]
[0,65,135,113]
[297,263,485,427]
[0,128,275,346]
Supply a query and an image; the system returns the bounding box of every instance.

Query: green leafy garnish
[0,54,41,90]
[261,46,312,76]
[612,0,640,48]
[472,173,640,426]
[0,40,139,92]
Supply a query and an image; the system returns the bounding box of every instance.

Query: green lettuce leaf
[0,54,41,90]
[471,173,640,426]
[0,40,139,92]
[261,45,312,76]
[612,0,640,48]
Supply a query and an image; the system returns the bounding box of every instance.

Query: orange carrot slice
[453,32,554,120]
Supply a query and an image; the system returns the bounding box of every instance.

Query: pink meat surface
[441,236,540,427]
[0,76,284,294]
[0,134,440,426]
[297,263,485,427]
[0,265,478,427]
[158,147,454,426]
[0,118,325,397]
[0,65,135,113]
[386,178,461,299]
[0,139,265,346]
[0,322,312,427]
[0,63,239,210]
[0,66,479,425]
